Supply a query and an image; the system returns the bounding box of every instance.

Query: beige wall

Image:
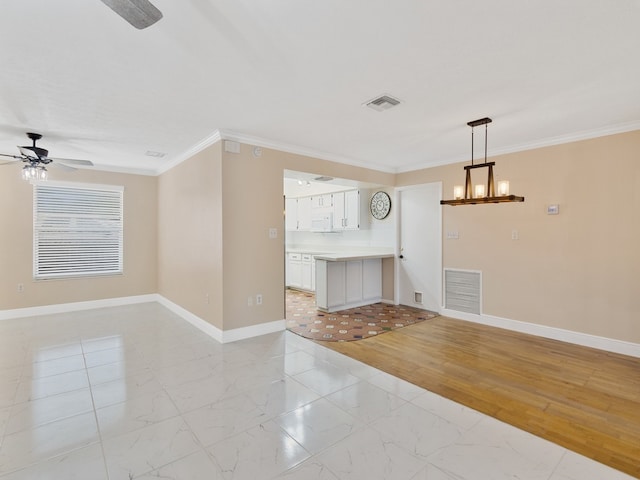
[6,129,636,346]
[157,143,224,329]
[397,130,640,344]
[156,141,394,332]
[218,144,395,330]
[0,168,157,310]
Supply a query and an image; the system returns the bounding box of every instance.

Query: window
[33,181,124,279]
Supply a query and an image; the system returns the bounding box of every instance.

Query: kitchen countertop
[313,251,395,261]
[286,247,395,261]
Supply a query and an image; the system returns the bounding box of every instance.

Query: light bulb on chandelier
[22,164,47,181]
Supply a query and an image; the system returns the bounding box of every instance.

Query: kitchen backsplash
[285,220,394,249]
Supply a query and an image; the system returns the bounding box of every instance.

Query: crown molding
[217,129,396,174]
[155,130,222,176]
[396,121,640,173]
[84,121,640,177]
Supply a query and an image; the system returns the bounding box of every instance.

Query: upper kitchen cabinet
[285,197,298,231]
[285,187,369,232]
[285,196,313,231]
[297,196,312,231]
[311,194,333,210]
[333,189,367,231]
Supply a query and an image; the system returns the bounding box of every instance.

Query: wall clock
[370,191,391,220]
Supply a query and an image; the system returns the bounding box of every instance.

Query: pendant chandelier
[440,117,524,206]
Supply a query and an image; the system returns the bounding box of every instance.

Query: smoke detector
[364,94,401,112]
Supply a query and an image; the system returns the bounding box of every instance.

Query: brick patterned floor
[285,288,438,342]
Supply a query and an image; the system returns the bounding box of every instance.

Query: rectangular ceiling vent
[364,94,401,112]
[444,268,481,315]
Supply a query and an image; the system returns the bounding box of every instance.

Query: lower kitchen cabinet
[286,252,315,292]
[315,257,382,312]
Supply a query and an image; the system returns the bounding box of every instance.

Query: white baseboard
[1,294,286,345]
[440,308,640,359]
[148,296,286,344]
[155,296,224,343]
[0,294,159,321]
[221,318,286,343]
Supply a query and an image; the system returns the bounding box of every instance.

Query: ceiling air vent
[364,94,401,112]
[314,176,334,182]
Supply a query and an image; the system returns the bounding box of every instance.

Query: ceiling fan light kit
[22,164,48,181]
[440,117,525,206]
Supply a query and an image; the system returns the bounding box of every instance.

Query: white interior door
[397,183,442,312]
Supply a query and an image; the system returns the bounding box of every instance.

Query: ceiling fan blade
[49,157,94,167]
[0,153,22,161]
[18,146,37,158]
[99,0,163,29]
[51,162,77,172]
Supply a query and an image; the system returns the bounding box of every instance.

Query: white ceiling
[1,0,639,176]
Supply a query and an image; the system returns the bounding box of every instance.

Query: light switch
[269,228,278,239]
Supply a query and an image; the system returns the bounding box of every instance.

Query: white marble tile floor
[0,303,634,479]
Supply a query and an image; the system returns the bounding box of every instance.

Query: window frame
[32,180,124,280]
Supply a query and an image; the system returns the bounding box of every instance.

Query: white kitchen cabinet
[285,197,298,231]
[332,189,363,230]
[288,189,367,232]
[297,196,312,231]
[362,258,383,300]
[286,252,315,292]
[315,256,383,312]
[286,253,302,288]
[301,254,313,290]
[311,194,332,210]
[332,191,345,229]
[343,189,360,230]
[345,260,363,304]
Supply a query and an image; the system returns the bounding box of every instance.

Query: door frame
[394,182,443,310]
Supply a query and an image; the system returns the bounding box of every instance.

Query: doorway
[396,182,442,312]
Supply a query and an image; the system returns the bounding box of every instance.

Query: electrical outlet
[512,229,519,240]
[247,296,253,307]
[17,283,24,293]
[256,294,263,305]
[205,293,210,305]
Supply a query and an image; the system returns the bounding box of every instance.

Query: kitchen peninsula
[314,250,394,312]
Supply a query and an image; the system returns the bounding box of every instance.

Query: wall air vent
[444,268,481,315]
[314,176,334,182]
[364,94,401,112]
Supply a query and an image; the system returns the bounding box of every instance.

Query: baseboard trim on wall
[440,308,640,359]
[155,296,223,343]
[0,294,159,321]
[1,294,287,345]
[155,296,286,344]
[221,318,287,344]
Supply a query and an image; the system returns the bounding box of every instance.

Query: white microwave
[311,212,333,232]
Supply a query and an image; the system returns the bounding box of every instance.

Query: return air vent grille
[444,269,481,314]
[364,94,401,112]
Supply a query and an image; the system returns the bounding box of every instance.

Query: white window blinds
[33,181,124,279]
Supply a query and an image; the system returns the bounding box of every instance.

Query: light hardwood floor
[322,315,640,478]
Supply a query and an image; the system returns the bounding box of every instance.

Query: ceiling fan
[99,0,163,30]
[0,132,94,181]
